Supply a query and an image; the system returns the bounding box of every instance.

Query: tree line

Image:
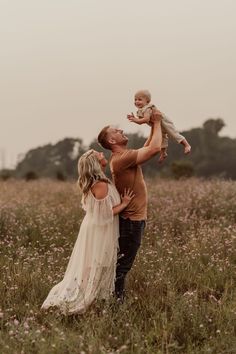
[1,118,235,180]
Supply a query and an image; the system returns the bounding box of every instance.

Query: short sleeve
[85,193,114,226]
[137,109,143,118]
[143,107,152,118]
[112,150,138,171]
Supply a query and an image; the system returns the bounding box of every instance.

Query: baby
[127,90,191,163]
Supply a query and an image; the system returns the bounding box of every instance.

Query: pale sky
[1,0,236,168]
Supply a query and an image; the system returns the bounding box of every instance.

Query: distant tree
[203,118,225,135]
[15,138,86,179]
[0,169,13,180]
[11,118,236,180]
[127,132,146,149]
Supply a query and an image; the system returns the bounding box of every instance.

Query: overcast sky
[1,0,236,168]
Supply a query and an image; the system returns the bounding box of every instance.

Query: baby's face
[134,95,149,109]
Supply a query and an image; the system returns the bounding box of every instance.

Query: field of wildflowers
[0,178,236,354]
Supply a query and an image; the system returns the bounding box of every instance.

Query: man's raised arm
[136,110,162,165]
[143,108,163,147]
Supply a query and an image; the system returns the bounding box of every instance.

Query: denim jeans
[115,216,146,298]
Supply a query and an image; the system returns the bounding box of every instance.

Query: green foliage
[0,169,13,180]
[13,118,236,180]
[24,171,38,181]
[171,160,194,179]
[15,138,86,179]
[203,118,225,135]
[157,118,236,179]
[56,171,66,181]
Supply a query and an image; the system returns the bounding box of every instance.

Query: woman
[41,149,133,314]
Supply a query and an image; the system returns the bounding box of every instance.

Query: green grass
[0,178,236,353]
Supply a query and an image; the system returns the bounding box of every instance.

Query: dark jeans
[115,216,146,298]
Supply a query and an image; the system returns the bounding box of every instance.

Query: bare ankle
[159,149,168,163]
[181,139,191,154]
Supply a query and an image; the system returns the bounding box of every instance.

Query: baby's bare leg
[159,132,168,163]
[161,114,191,154]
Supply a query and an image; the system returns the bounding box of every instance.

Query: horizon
[1,117,233,171]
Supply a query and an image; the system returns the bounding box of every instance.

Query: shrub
[0,169,12,180]
[24,171,38,181]
[56,171,66,181]
[171,160,194,179]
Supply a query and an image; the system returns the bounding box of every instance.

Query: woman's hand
[121,188,135,207]
[112,188,135,216]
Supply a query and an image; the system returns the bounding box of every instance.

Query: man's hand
[127,113,140,124]
[150,108,163,124]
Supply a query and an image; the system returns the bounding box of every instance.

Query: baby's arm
[127,109,152,125]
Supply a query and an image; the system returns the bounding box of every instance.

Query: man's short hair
[97,125,111,150]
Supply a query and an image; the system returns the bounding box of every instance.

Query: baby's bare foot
[184,144,191,154]
[158,151,168,163]
[181,139,191,154]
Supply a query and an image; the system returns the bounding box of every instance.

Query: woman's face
[94,151,107,169]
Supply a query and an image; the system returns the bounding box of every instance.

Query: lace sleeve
[85,193,114,226]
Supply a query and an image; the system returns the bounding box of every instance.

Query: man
[97,111,162,300]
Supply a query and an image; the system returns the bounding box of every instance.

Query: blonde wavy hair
[78,149,110,200]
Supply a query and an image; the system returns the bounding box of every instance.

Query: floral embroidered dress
[41,183,120,314]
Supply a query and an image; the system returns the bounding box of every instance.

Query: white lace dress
[41,183,120,314]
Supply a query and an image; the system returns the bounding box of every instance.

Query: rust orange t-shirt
[110,149,147,220]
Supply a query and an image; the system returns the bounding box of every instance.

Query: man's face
[107,127,128,146]
[134,95,149,109]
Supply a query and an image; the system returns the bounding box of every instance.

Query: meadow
[0,178,236,354]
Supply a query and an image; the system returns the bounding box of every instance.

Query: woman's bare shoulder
[91,181,108,200]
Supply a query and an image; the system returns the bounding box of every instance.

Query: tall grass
[0,178,236,353]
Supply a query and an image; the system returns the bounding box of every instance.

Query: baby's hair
[135,90,151,103]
